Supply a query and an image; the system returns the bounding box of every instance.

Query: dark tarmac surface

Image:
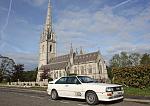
[0,87,149,106]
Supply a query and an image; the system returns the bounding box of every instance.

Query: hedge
[112,65,150,88]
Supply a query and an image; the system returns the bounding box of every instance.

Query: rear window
[55,77,67,84]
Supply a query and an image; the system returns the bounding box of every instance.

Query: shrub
[112,65,150,88]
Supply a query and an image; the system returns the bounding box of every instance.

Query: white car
[47,76,124,105]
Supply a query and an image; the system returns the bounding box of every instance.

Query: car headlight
[121,86,124,91]
[106,87,113,92]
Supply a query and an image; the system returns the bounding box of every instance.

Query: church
[36,0,108,82]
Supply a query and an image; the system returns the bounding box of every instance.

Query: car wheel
[51,90,58,100]
[85,91,98,105]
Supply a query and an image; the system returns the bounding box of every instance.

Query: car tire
[51,90,58,100]
[85,91,99,105]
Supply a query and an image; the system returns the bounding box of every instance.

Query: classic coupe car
[47,76,124,105]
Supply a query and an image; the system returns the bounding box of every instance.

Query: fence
[8,79,48,87]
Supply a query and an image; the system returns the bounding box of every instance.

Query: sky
[0,0,150,70]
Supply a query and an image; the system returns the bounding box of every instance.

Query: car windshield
[77,76,97,83]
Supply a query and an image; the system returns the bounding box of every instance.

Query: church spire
[80,46,83,54]
[70,43,73,54]
[45,0,52,32]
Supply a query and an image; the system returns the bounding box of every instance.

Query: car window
[66,77,81,84]
[77,76,97,83]
[55,77,67,84]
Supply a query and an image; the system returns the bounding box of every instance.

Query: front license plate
[118,92,122,95]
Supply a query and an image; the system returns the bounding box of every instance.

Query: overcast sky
[0,0,150,70]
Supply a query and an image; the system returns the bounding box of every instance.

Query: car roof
[60,75,89,78]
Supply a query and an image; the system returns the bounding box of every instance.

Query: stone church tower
[37,0,56,81]
[36,0,108,82]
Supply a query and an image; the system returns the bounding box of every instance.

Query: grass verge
[124,87,150,97]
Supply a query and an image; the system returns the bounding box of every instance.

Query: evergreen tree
[140,53,150,65]
[12,64,24,82]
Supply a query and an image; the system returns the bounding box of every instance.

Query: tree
[41,69,53,81]
[22,68,38,81]
[106,66,113,81]
[120,52,130,67]
[140,53,150,65]
[129,53,141,66]
[41,69,49,80]
[110,52,141,68]
[0,69,3,82]
[110,54,121,67]
[0,56,15,82]
[110,52,130,67]
[11,64,24,82]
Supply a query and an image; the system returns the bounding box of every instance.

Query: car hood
[82,83,122,87]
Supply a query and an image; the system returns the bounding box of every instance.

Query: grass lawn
[0,83,7,86]
[124,87,150,97]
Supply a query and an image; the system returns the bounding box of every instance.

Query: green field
[124,87,150,97]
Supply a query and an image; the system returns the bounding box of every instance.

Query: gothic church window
[56,71,58,78]
[50,45,52,52]
[99,65,102,74]
[74,67,77,74]
[88,65,92,74]
[81,66,84,75]
[63,71,66,76]
[42,45,44,52]
[59,71,62,77]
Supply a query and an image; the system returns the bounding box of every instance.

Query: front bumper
[96,91,124,101]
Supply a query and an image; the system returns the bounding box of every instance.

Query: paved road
[0,87,149,106]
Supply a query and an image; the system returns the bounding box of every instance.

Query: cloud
[22,0,47,6]
[112,0,132,9]
[1,52,38,70]
[0,0,13,47]
[107,43,150,54]
[1,0,150,68]
[0,6,8,12]
[54,2,150,59]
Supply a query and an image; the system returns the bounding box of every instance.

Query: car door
[64,77,83,98]
[54,77,68,97]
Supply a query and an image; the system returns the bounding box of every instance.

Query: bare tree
[110,52,141,68]
[0,55,15,82]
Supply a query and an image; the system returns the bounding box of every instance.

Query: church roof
[41,51,100,71]
[41,61,68,70]
[49,54,70,63]
[74,51,99,64]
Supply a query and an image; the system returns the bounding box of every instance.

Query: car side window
[66,77,81,84]
[55,77,67,84]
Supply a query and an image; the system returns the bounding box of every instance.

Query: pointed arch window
[88,65,92,74]
[50,45,52,52]
[74,67,77,74]
[81,66,84,75]
[99,65,102,74]
[42,45,44,53]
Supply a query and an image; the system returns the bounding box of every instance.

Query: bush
[112,65,150,88]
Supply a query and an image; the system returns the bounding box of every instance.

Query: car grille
[112,87,122,91]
